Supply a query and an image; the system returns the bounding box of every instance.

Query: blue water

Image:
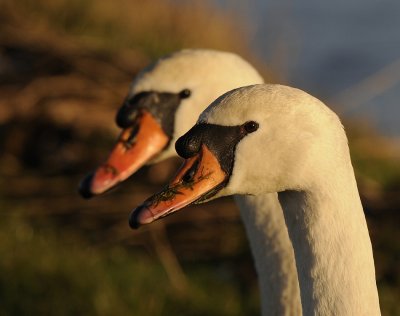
[213,0,400,137]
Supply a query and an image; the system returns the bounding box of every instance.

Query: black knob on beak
[176,132,201,159]
[116,104,139,129]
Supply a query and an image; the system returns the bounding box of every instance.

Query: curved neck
[278,168,381,315]
[235,193,302,316]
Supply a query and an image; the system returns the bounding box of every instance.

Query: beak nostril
[182,169,195,183]
[182,159,199,183]
[122,121,140,149]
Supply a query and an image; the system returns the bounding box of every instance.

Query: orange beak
[129,144,228,228]
[79,111,169,198]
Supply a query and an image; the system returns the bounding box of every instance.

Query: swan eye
[244,121,259,133]
[179,89,191,99]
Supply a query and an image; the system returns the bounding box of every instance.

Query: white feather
[201,84,381,315]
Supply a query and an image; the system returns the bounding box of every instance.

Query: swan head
[130,84,349,227]
[79,49,263,198]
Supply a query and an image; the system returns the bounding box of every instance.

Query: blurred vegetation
[1,0,251,58]
[0,211,259,316]
[0,0,399,315]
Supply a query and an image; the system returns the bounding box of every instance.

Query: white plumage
[200,84,381,315]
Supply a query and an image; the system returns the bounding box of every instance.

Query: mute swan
[130,84,381,315]
[79,50,301,315]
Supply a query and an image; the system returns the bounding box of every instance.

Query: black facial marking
[116,90,190,139]
[116,106,139,129]
[175,121,259,202]
[176,122,257,176]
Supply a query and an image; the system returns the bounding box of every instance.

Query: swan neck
[278,177,380,315]
[235,193,302,316]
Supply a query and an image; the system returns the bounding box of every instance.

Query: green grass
[0,211,259,316]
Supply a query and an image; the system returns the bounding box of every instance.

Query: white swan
[131,84,381,315]
[80,50,301,315]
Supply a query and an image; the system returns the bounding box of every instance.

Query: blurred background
[0,0,399,315]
